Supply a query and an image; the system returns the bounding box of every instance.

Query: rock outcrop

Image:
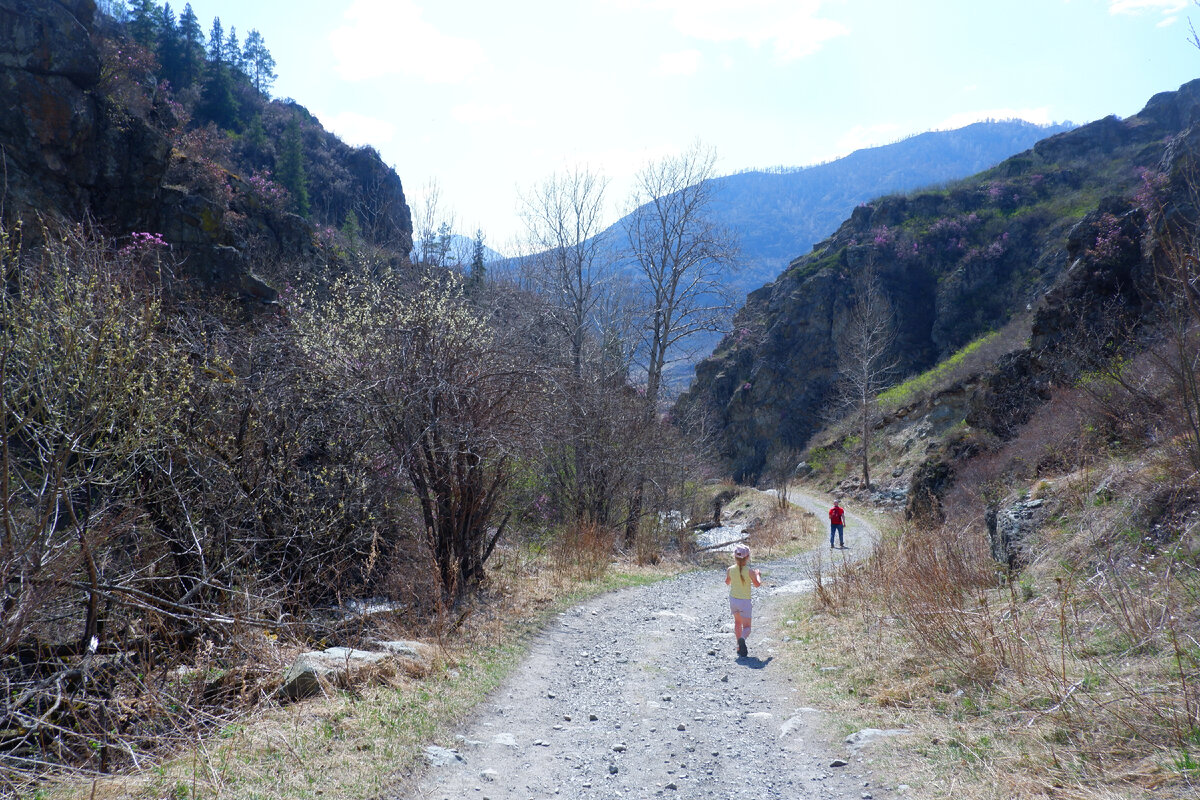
[677,78,1200,481]
[0,0,412,302]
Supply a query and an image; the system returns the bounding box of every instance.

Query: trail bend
[401,491,889,800]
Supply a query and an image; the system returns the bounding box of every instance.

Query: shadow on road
[736,655,773,669]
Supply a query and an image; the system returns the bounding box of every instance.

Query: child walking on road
[726,544,762,657]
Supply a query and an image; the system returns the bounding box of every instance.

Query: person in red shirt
[829,501,845,549]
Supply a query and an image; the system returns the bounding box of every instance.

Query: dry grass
[782,469,1200,800]
[34,540,686,800]
[749,504,822,560]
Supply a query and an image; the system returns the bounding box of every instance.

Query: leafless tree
[412,179,457,268]
[295,273,538,602]
[624,143,738,409]
[520,167,612,377]
[764,447,801,509]
[835,265,898,489]
[622,143,738,542]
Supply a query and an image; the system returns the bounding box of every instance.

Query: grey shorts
[729,597,752,617]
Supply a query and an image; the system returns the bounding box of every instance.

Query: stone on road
[399,491,887,799]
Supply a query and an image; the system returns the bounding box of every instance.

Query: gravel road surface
[401,493,891,800]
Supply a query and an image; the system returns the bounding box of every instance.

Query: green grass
[878,329,1002,409]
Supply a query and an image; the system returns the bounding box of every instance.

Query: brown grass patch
[784,491,1200,799]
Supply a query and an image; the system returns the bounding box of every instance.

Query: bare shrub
[553,522,613,581]
[750,505,812,558]
[943,386,1092,522]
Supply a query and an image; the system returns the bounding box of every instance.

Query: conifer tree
[242,29,277,94]
[156,3,185,88]
[243,114,270,168]
[225,26,244,74]
[178,4,204,88]
[277,117,310,216]
[469,228,487,290]
[98,0,130,22]
[207,17,225,63]
[342,211,362,249]
[128,0,160,48]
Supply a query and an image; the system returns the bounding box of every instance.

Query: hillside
[520,120,1072,388]
[0,0,411,301]
[709,120,1074,292]
[676,78,1200,481]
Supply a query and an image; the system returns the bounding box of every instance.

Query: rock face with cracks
[0,0,412,303]
[676,78,1200,482]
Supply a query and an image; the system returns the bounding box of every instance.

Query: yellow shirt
[727,565,753,600]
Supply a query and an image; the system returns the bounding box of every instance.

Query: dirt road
[401,492,888,800]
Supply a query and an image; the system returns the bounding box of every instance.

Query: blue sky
[177,0,1199,250]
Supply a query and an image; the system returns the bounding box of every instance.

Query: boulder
[374,639,436,661]
[845,727,912,748]
[986,497,1046,570]
[277,643,433,701]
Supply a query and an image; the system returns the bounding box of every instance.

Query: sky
[176,0,1200,252]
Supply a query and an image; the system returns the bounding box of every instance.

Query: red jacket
[829,506,845,525]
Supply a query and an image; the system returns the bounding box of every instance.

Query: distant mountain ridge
[708,120,1075,293]
[675,80,1200,481]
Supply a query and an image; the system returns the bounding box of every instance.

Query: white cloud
[658,49,702,75]
[320,111,397,147]
[937,107,1055,128]
[1108,0,1188,21]
[612,0,848,61]
[330,0,486,83]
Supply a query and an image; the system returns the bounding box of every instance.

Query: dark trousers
[830,523,844,547]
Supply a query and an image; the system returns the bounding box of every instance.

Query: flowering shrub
[97,38,159,118]
[118,231,169,258]
[168,126,234,207]
[1089,213,1132,265]
[246,170,290,213]
[1134,168,1169,214]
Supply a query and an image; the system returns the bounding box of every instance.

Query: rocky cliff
[0,0,411,301]
[677,79,1200,481]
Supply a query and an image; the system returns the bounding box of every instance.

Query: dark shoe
[737,637,748,657]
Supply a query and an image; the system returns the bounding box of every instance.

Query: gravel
[399,492,886,799]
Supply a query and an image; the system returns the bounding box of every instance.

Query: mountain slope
[0,0,411,301]
[709,120,1074,292]
[675,79,1200,481]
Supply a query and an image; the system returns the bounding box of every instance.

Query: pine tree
[178,4,204,88]
[277,117,310,217]
[98,0,130,22]
[128,0,160,48]
[207,17,224,64]
[225,26,244,74]
[469,228,487,291]
[243,114,270,169]
[242,29,277,94]
[197,61,238,128]
[341,211,362,248]
[156,3,185,88]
